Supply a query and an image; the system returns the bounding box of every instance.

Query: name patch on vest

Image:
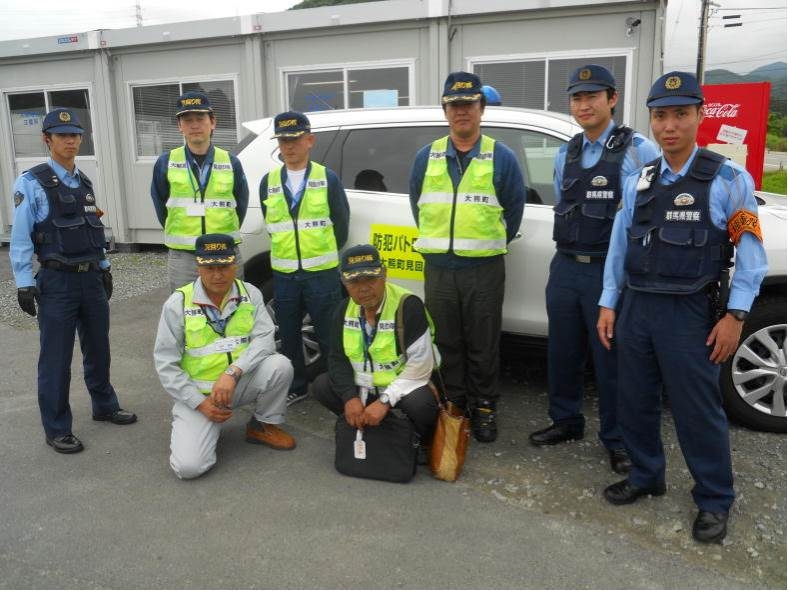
[585,190,615,200]
[476,152,494,161]
[344,318,361,329]
[184,307,203,317]
[665,210,701,222]
[302,220,328,228]
[307,180,327,188]
[169,162,188,169]
[378,321,395,330]
[268,186,282,194]
[463,195,491,204]
[213,163,232,171]
[84,205,97,213]
[429,151,447,159]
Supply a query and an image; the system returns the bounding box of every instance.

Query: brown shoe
[246,419,296,450]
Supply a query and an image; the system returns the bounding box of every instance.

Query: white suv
[236,106,787,433]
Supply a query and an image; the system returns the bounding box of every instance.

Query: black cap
[441,72,483,104]
[42,108,84,134]
[271,111,311,139]
[340,244,384,281]
[567,65,616,94]
[175,91,213,117]
[194,234,237,266]
[647,71,704,107]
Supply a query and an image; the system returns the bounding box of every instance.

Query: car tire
[720,296,787,432]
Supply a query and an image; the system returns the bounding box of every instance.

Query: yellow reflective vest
[342,282,439,390]
[178,280,255,394]
[416,135,507,257]
[263,162,338,273]
[165,146,239,250]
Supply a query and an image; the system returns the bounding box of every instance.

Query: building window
[8,89,94,157]
[473,55,627,125]
[131,79,237,158]
[286,64,410,112]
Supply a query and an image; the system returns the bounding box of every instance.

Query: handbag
[394,295,471,482]
[428,379,471,482]
[334,413,419,483]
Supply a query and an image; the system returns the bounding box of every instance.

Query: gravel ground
[0,249,168,331]
[1,247,785,588]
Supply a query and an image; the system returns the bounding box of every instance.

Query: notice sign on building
[698,82,771,189]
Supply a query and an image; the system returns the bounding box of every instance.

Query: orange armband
[727,209,762,245]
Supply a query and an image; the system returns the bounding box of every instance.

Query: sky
[0,0,785,76]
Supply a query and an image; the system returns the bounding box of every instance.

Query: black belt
[42,260,101,273]
[561,252,606,264]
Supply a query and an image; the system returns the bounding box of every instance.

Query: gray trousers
[168,248,245,292]
[169,353,292,479]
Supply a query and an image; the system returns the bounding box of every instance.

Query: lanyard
[185,149,212,199]
[360,314,378,371]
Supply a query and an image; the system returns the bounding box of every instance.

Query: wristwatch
[223,366,240,382]
[728,309,749,322]
[378,393,391,406]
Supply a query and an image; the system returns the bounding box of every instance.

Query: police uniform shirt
[150,145,250,227]
[10,158,110,288]
[553,120,660,202]
[600,145,768,311]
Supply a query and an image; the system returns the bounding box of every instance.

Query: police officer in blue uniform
[10,108,137,454]
[529,65,659,475]
[597,72,768,543]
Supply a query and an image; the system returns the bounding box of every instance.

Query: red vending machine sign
[698,81,771,190]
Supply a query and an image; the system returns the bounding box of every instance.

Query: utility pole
[696,0,710,83]
[135,1,143,28]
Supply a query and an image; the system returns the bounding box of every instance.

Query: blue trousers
[545,253,622,449]
[617,289,735,513]
[273,269,342,395]
[35,268,120,438]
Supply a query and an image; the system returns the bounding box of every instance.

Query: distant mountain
[705,62,786,112]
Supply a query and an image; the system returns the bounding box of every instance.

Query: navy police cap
[175,91,213,117]
[567,65,616,94]
[272,111,311,139]
[42,108,84,134]
[647,71,704,107]
[442,72,483,104]
[194,233,237,266]
[340,244,384,281]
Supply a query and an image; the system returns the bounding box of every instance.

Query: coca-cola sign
[704,102,740,118]
[699,82,771,189]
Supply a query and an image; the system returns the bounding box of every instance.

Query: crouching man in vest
[312,244,438,447]
[154,233,296,479]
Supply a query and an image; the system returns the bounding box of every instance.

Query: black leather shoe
[529,423,584,446]
[609,448,633,474]
[93,408,138,425]
[46,434,84,454]
[692,511,728,543]
[603,479,666,505]
[471,404,497,443]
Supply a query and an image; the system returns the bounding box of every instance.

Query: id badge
[214,337,236,353]
[186,203,206,217]
[357,372,374,389]
[354,430,366,460]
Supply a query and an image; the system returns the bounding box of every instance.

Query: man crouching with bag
[313,244,438,479]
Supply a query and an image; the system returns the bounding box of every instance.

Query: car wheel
[720,296,787,432]
[262,278,325,382]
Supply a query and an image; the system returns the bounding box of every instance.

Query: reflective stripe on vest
[415,135,506,257]
[343,282,412,388]
[178,280,255,394]
[264,162,339,273]
[165,147,239,250]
